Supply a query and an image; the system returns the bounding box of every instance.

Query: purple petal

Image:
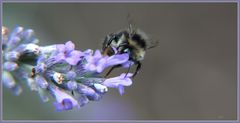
[69,50,83,58]
[2,71,22,95]
[4,51,20,61]
[50,86,79,108]
[10,26,24,37]
[118,85,124,95]
[67,81,77,90]
[103,73,133,88]
[83,49,93,55]
[3,62,18,71]
[55,53,65,61]
[66,71,76,80]
[105,53,129,67]
[66,57,80,65]
[56,44,66,53]
[35,75,49,89]
[78,95,89,107]
[62,99,74,110]
[65,41,75,52]
[84,55,94,63]
[2,71,16,89]
[96,58,107,73]
[53,99,73,111]
[122,61,134,68]
[87,64,97,71]
[53,99,74,111]
[93,50,102,59]
[22,29,34,41]
[54,102,65,111]
[76,84,101,101]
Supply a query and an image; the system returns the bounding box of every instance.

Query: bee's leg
[107,35,116,46]
[71,91,74,96]
[105,64,122,77]
[124,64,132,78]
[132,61,141,78]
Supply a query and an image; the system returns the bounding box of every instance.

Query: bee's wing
[147,39,159,50]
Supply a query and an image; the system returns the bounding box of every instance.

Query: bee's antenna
[127,13,136,37]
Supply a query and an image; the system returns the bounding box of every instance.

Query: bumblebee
[102,23,158,78]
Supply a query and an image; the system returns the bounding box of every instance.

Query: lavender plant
[2,26,134,111]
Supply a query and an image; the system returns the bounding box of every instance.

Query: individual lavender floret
[2,26,135,111]
[103,73,133,95]
[84,50,129,73]
[49,84,80,111]
[53,41,83,65]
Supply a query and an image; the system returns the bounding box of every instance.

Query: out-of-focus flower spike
[2,26,9,49]
[26,78,38,91]
[11,85,23,96]
[7,37,21,51]
[2,71,22,95]
[2,26,9,36]
[2,71,17,89]
[9,26,24,38]
[6,26,24,51]
[37,88,49,102]
[3,61,19,71]
[4,51,20,61]
[22,29,37,43]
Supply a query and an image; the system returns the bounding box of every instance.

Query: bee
[102,22,158,78]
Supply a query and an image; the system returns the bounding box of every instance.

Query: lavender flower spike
[2,26,137,111]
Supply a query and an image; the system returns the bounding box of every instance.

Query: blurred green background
[2,3,237,120]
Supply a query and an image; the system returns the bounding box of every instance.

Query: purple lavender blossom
[2,26,136,111]
[55,41,83,65]
[103,73,133,95]
[49,85,79,111]
[84,50,129,73]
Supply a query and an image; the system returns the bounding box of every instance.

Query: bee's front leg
[105,64,122,77]
[132,61,141,78]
